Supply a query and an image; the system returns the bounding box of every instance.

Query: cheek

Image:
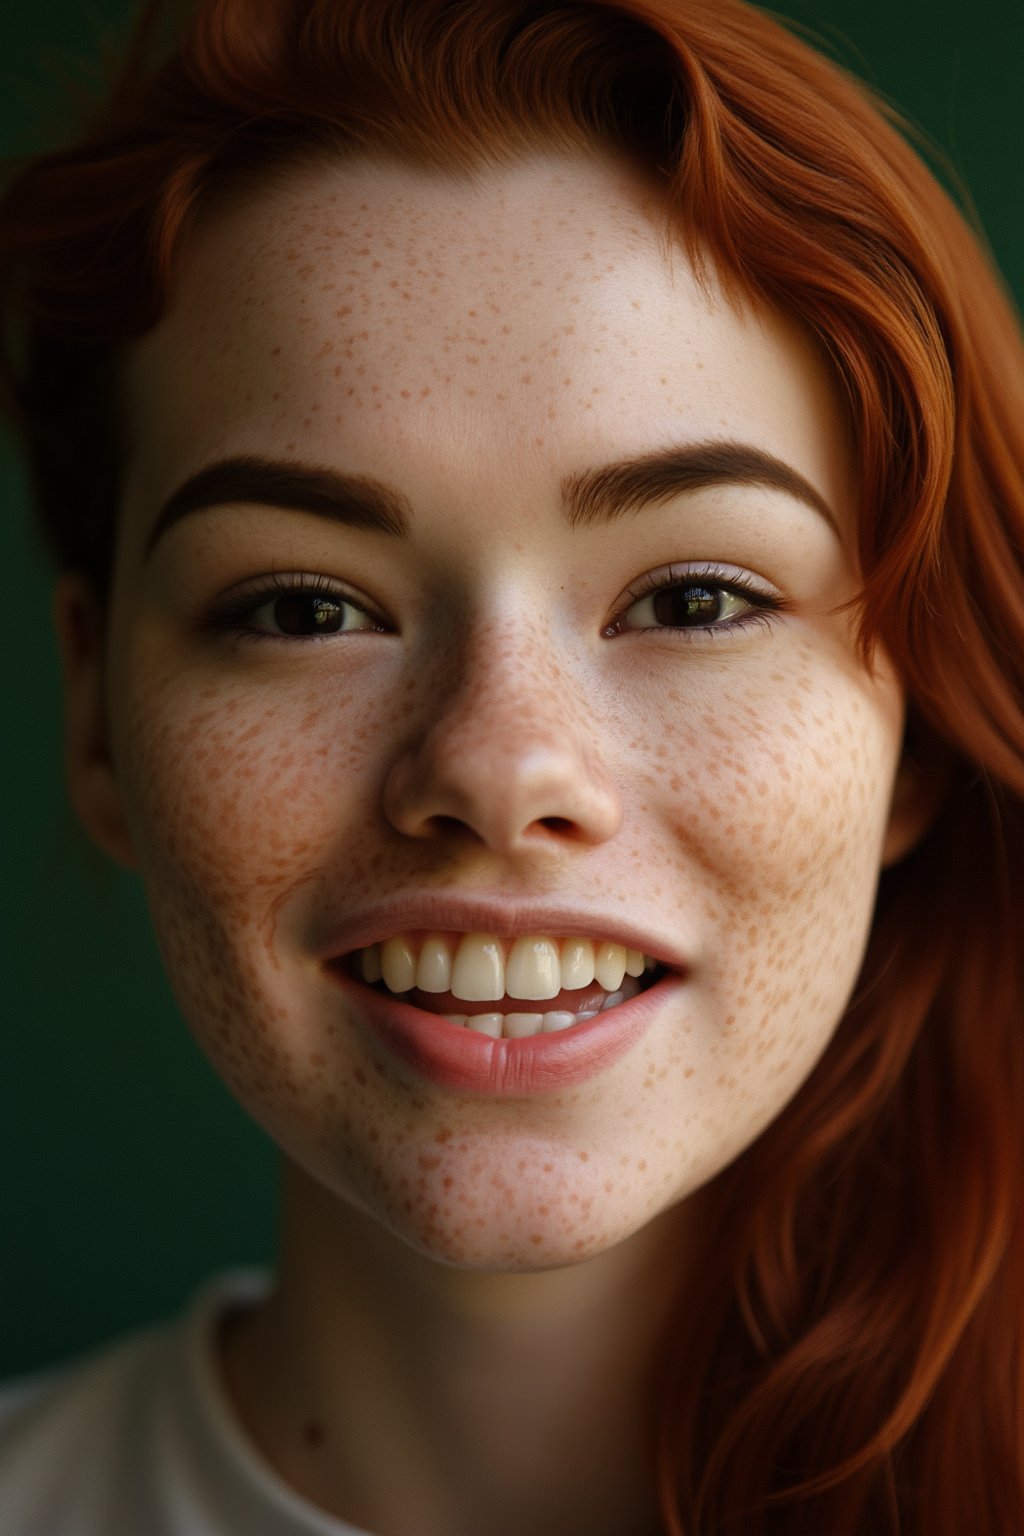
[108,668,374,1080]
[634,650,900,1122]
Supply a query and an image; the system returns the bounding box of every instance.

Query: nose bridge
[433,609,573,748]
[382,604,622,850]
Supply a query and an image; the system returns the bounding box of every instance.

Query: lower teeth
[442,986,631,1040]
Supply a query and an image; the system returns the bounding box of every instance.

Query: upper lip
[318,893,690,971]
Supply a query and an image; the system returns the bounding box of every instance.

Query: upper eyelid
[619,560,779,599]
[205,571,384,623]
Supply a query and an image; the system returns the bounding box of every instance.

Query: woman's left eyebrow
[561,440,841,537]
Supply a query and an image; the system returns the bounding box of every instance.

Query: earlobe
[52,573,137,869]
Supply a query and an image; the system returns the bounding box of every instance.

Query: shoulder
[0,1270,273,1536]
[0,1318,171,1535]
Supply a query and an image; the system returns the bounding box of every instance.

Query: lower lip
[326,967,683,1095]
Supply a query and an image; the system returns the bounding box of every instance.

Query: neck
[220,1160,703,1536]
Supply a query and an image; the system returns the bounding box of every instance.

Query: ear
[881,722,950,868]
[52,572,137,869]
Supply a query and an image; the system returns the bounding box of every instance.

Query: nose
[382,619,623,852]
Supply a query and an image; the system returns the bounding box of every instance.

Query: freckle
[543,1163,553,1173]
[353,1069,367,1087]
[578,1151,589,1162]
[303,1420,325,1447]
[271,345,281,357]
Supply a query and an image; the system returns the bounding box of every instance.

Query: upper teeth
[358,933,654,1001]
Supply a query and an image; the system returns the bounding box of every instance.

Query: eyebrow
[144,457,412,556]
[143,439,839,557]
[560,441,839,535]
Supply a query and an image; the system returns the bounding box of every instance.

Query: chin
[361,1152,670,1273]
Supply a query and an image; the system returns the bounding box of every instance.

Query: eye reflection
[615,573,775,634]
[266,593,348,635]
[236,586,384,638]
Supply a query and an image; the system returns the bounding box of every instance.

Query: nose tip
[381,681,623,853]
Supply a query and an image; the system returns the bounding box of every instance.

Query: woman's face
[83,152,911,1268]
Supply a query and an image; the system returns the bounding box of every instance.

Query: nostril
[427,814,487,843]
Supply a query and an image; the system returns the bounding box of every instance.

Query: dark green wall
[2,1,1022,1378]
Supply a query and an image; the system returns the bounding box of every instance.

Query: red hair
[2,2,1022,1529]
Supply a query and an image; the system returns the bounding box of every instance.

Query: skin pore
[56,151,928,1536]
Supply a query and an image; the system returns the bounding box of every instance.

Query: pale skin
[55,152,934,1536]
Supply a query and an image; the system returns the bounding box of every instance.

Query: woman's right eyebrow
[143,456,412,556]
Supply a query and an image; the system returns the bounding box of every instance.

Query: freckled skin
[106,153,908,1273]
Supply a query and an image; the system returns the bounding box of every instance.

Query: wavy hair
[2,1,1022,1529]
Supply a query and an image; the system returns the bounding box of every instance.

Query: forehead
[121,153,853,534]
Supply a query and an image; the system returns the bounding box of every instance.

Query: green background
[2,1,1022,1379]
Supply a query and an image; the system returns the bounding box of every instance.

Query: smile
[342,931,665,1042]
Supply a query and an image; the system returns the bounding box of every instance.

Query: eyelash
[606,563,784,639]
[201,563,785,643]
[201,572,387,643]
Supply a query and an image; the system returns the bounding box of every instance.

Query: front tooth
[416,934,452,993]
[503,1012,544,1038]
[625,948,645,977]
[541,1010,577,1033]
[451,935,505,1001]
[466,1012,503,1038]
[443,1014,468,1027]
[506,936,561,1000]
[560,938,595,990]
[381,936,416,992]
[594,941,627,991]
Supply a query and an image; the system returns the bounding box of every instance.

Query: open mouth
[337,931,667,1042]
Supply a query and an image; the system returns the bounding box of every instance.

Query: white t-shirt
[0,1270,373,1536]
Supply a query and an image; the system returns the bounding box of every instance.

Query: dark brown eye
[272,593,348,634]
[615,579,760,632]
[240,587,382,637]
[649,584,721,625]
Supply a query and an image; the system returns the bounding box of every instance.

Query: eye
[606,564,782,637]
[202,573,388,641]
